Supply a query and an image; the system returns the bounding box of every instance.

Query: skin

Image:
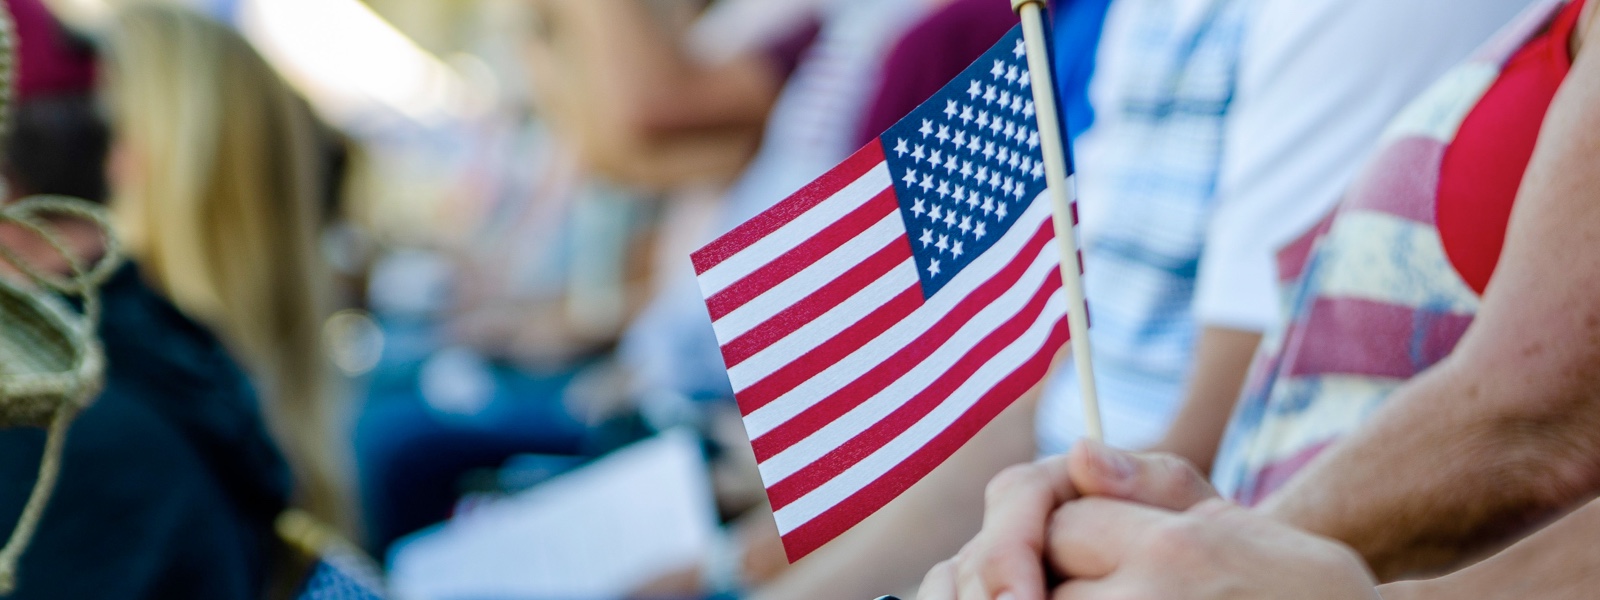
[0,215,106,284]
[916,441,1221,600]
[925,445,1600,600]
[922,3,1600,598]
[522,0,781,187]
[752,388,1044,600]
[1044,498,1378,600]
[1379,498,1600,600]
[1145,327,1260,474]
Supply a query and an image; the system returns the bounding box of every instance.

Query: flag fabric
[295,553,388,600]
[692,25,1079,561]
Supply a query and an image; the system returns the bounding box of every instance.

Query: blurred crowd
[0,0,1599,598]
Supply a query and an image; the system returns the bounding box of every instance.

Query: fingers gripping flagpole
[1012,0,1103,441]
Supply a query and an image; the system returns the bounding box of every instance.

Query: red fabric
[763,19,821,83]
[1437,0,1586,294]
[851,0,1019,147]
[9,0,97,100]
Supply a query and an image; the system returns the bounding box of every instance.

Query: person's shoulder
[0,390,269,598]
[96,264,257,403]
[17,386,210,508]
[77,263,291,524]
[0,388,208,581]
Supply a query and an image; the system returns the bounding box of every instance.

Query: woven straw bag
[0,197,122,594]
[0,0,133,593]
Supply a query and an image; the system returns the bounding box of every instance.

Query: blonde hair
[104,4,347,528]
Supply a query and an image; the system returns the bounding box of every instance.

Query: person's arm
[1146,327,1258,474]
[1039,498,1378,600]
[528,0,778,133]
[1259,6,1600,579]
[1378,499,1600,600]
[522,0,782,186]
[750,388,1044,600]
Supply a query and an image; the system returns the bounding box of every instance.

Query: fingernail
[1086,439,1135,480]
[997,592,1017,600]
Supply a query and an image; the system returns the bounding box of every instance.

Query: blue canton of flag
[883,29,1058,298]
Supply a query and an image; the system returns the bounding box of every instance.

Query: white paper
[388,430,718,599]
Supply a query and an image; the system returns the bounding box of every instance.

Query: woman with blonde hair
[0,0,347,597]
[103,5,346,528]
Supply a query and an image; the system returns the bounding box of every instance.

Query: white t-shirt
[1037,0,1536,454]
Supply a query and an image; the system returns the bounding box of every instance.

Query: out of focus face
[102,132,147,256]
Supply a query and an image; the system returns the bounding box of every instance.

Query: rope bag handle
[0,0,122,594]
[0,198,122,596]
[0,197,124,321]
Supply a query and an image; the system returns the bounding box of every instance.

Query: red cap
[9,0,97,100]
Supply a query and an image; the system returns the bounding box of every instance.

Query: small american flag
[693,26,1079,560]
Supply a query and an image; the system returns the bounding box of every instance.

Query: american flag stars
[880,29,1048,296]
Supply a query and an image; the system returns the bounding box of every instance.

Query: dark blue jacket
[0,265,291,599]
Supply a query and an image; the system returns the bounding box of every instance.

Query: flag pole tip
[1011,0,1044,13]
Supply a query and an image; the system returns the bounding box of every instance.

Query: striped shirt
[1038,0,1251,454]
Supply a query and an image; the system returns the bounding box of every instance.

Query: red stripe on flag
[692,142,887,274]
[705,188,899,321]
[776,316,1071,561]
[764,273,1063,510]
[735,285,923,416]
[721,238,913,368]
[745,220,1057,455]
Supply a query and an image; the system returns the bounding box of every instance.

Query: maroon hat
[8,0,96,100]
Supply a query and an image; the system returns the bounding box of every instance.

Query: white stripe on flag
[772,289,1068,534]
[758,239,1061,484]
[740,197,1053,437]
[697,164,893,297]
[712,212,908,343]
[726,261,920,390]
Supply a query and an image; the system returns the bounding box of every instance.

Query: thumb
[1065,439,1218,510]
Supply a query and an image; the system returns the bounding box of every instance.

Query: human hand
[1045,498,1380,600]
[917,440,1217,600]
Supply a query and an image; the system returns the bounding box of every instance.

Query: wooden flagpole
[1011,0,1103,441]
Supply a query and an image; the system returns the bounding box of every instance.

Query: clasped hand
[914,440,1380,600]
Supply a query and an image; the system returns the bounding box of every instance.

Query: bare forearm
[537,0,777,133]
[1377,499,1600,600]
[752,392,1040,600]
[1150,327,1260,473]
[1259,355,1600,580]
